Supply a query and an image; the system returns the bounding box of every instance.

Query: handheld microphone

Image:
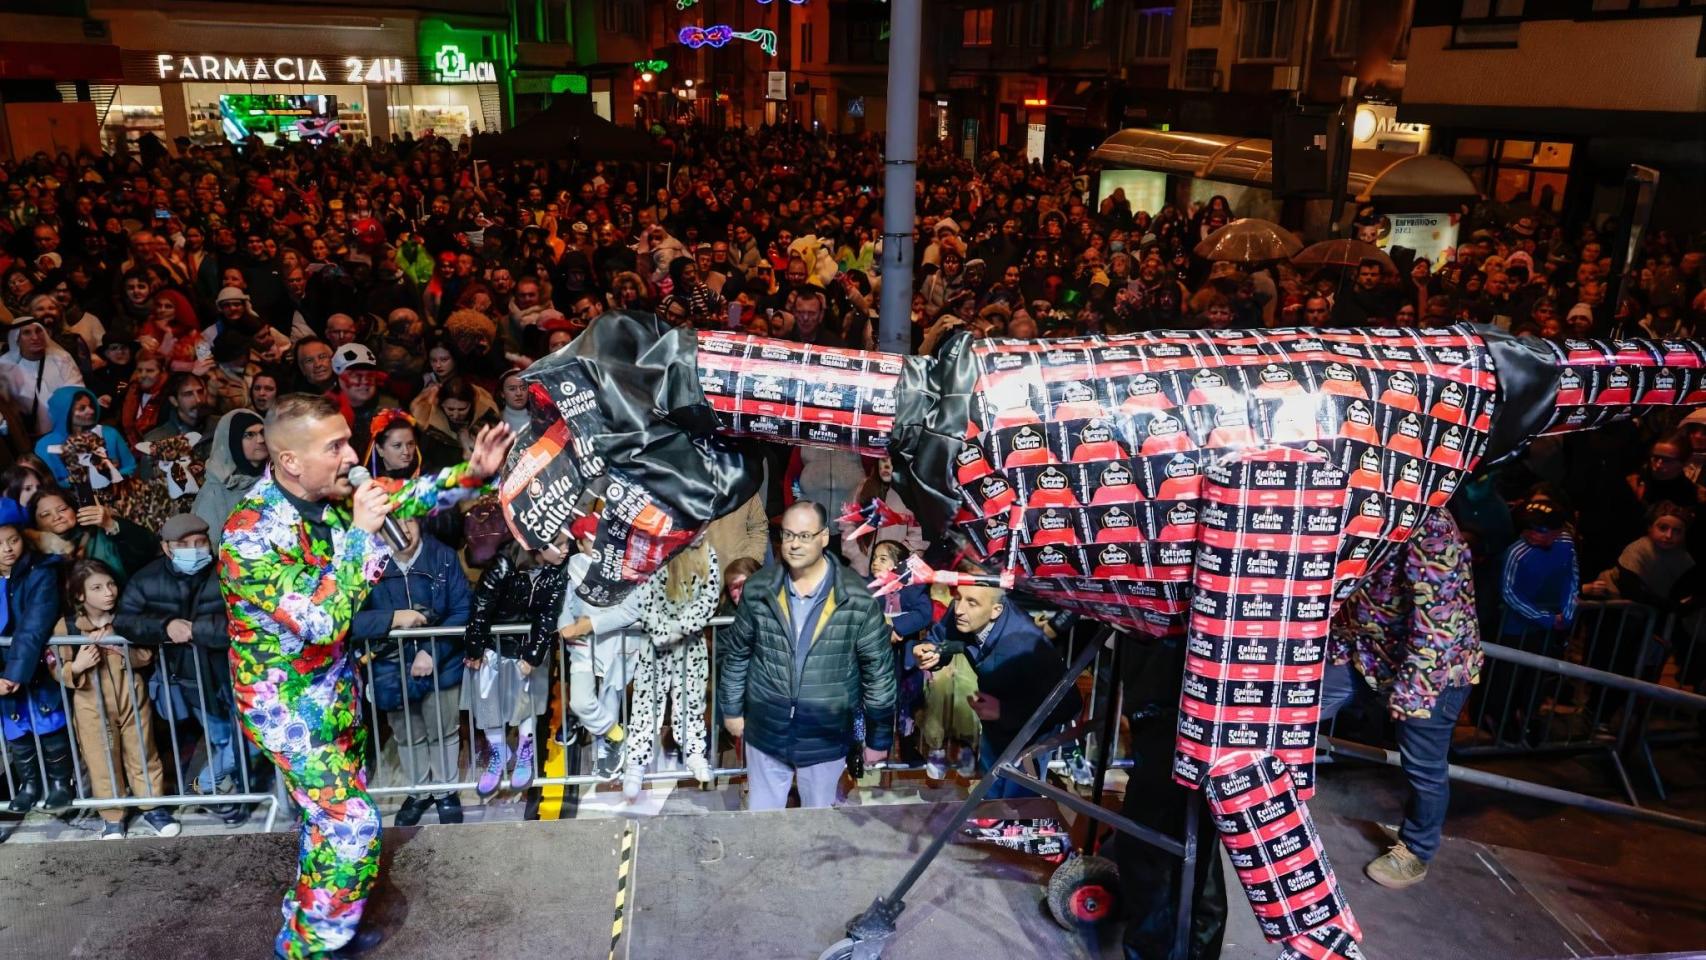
[347,466,405,549]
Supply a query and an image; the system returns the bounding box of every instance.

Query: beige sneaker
[1365,842,1429,889]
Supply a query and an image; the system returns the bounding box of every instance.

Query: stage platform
[4,794,1674,960]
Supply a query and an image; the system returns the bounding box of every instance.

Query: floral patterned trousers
[240,689,381,959]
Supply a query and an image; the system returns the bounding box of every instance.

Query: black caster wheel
[1046,853,1120,929]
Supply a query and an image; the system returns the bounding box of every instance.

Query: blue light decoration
[678,24,779,57]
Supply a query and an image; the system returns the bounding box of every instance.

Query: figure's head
[952,582,1006,636]
[1648,502,1690,552]
[68,558,121,615]
[265,393,360,501]
[778,501,829,573]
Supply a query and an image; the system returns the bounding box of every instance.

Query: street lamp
[685,79,695,88]
[641,71,655,83]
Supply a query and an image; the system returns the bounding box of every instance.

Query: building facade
[932,0,1421,161]
[1401,0,1705,230]
[92,0,510,147]
[0,2,125,159]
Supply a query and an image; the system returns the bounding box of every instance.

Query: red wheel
[1046,854,1120,929]
[1068,883,1114,923]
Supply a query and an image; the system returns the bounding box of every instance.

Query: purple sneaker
[510,736,536,792]
[477,743,511,798]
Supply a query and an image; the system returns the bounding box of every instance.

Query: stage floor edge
[0,799,1674,960]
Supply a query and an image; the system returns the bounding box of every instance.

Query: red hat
[570,516,599,541]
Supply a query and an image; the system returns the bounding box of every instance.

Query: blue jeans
[978,732,1055,800]
[187,701,240,793]
[1319,663,1469,863]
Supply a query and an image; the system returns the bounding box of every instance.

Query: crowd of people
[0,122,1700,881]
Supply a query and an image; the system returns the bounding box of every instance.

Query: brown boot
[1365,841,1429,889]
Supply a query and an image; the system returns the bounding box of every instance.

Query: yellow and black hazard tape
[610,821,638,960]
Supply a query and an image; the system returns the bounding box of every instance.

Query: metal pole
[1324,736,1706,835]
[876,0,923,356]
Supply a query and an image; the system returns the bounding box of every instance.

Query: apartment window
[1453,0,1522,46]
[803,21,814,61]
[1029,3,1048,45]
[963,7,995,46]
[516,0,543,42]
[546,1,570,43]
[1005,3,1022,45]
[1591,0,1697,9]
[601,0,639,36]
[1190,0,1223,26]
[1451,138,1574,214]
[1183,47,1218,88]
[1130,6,1174,60]
[1459,0,1524,15]
[1055,0,1080,45]
[1238,0,1296,60]
[1331,0,1360,56]
[1082,0,1106,46]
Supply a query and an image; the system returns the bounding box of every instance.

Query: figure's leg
[671,641,710,773]
[1113,669,1228,960]
[257,728,381,959]
[1392,683,1471,864]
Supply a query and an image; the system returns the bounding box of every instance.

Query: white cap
[215,286,249,304]
[332,342,378,376]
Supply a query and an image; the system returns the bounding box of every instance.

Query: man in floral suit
[218,394,512,959]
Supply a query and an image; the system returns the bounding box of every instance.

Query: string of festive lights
[677,25,778,57]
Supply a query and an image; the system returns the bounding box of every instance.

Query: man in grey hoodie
[192,408,267,547]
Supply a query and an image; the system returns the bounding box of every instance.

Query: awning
[0,41,123,82]
[1091,128,1480,206]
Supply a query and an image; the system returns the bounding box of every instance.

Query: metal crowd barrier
[0,632,284,832]
[5,595,1703,840]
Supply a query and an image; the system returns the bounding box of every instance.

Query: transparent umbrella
[1292,238,1398,274]
[1192,218,1304,263]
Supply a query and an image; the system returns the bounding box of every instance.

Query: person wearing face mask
[113,513,249,824]
[193,409,269,548]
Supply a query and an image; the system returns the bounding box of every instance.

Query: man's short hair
[781,500,828,530]
[265,393,343,438]
[163,371,206,398]
[1357,257,1385,272]
[793,287,827,311]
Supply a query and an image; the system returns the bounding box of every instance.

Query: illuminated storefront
[94,4,507,147]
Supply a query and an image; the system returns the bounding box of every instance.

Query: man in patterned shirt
[218,394,511,959]
[1325,508,1484,890]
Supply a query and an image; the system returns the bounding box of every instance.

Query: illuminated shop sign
[153,54,405,85]
[428,44,496,84]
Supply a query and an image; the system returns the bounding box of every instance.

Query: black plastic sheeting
[498,310,759,604]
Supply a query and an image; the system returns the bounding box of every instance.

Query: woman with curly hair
[443,308,505,394]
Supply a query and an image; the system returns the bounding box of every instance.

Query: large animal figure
[499,312,1697,959]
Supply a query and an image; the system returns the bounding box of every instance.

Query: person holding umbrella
[1333,257,1401,326]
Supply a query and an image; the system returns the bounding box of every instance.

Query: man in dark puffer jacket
[115,512,247,824]
[717,501,895,810]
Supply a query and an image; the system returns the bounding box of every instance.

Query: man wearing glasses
[716,501,895,810]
